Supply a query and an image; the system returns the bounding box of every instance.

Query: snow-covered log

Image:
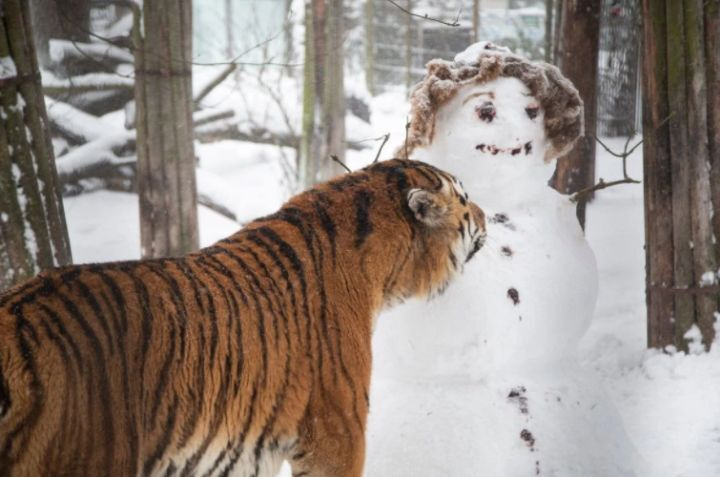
[49,39,134,65]
[44,97,115,144]
[195,121,368,151]
[42,70,134,95]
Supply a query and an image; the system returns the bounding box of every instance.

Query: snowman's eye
[476,101,496,122]
[525,105,539,119]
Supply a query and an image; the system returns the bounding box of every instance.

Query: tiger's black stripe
[353,190,374,248]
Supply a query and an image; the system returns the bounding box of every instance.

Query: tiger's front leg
[289,391,368,477]
[289,331,371,477]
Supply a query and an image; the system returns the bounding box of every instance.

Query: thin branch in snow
[570,177,641,203]
[383,0,461,27]
[330,155,352,174]
[57,1,302,69]
[373,133,391,163]
[404,117,411,160]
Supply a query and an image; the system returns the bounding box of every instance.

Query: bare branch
[330,155,352,174]
[373,133,391,163]
[404,117,410,159]
[383,0,461,27]
[193,64,237,107]
[570,177,640,203]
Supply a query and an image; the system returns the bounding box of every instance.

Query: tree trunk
[134,0,198,258]
[299,0,345,189]
[0,0,72,290]
[365,0,375,95]
[544,0,553,63]
[29,0,91,70]
[643,0,719,351]
[472,0,480,42]
[404,0,412,94]
[551,0,601,229]
[706,1,720,270]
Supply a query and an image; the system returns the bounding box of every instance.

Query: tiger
[0,159,486,477]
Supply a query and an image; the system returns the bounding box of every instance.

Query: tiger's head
[288,159,486,315]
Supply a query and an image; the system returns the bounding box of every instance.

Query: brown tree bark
[29,0,91,70]
[134,0,198,258]
[544,0,553,63]
[472,0,480,42]
[643,0,719,351]
[642,0,675,349]
[551,0,601,229]
[299,0,346,189]
[0,0,72,290]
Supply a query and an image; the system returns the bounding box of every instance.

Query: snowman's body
[366,75,640,475]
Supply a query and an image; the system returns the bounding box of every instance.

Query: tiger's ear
[407,188,448,227]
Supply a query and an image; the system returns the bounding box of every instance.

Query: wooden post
[642,0,675,348]
[299,0,345,188]
[472,0,480,42]
[706,1,720,267]
[684,0,717,347]
[404,0,413,95]
[0,0,72,289]
[365,0,375,95]
[551,0,601,229]
[134,0,198,258]
[643,0,719,350]
[544,0,553,63]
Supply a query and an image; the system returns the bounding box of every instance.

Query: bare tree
[299,0,346,188]
[29,0,91,70]
[544,0,553,63]
[550,0,601,229]
[0,0,72,290]
[134,0,198,257]
[365,0,375,95]
[472,0,480,42]
[642,0,719,351]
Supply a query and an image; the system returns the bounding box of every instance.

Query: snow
[64,190,239,263]
[454,41,511,64]
[0,56,17,79]
[45,97,115,143]
[58,95,720,477]
[48,39,134,65]
[49,42,720,477]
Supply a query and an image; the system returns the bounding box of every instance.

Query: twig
[373,133,390,163]
[404,117,410,159]
[572,133,645,203]
[570,177,640,203]
[193,64,237,106]
[60,1,301,69]
[330,155,352,174]
[383,0,461,27]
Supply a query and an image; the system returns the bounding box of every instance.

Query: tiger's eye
[525,105,539,119]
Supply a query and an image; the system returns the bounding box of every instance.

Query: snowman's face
[434,77,547,159]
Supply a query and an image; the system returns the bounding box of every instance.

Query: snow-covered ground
[60,93,720,475]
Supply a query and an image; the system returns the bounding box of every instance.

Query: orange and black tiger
[0,159,485,477]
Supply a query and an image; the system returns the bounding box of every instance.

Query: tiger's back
[0,159,486,477]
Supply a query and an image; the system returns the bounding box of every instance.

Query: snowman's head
[398,42,583,162]
[434,76,547,161]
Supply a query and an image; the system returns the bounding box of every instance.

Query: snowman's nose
[476,101,496,122]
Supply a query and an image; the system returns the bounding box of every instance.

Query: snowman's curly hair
[397,43,584,161]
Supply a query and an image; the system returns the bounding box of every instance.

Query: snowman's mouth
[475,141,532,156]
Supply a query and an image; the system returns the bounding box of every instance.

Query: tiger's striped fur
[0,159,485,477]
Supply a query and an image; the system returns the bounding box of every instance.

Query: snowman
[365,43,642,476]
